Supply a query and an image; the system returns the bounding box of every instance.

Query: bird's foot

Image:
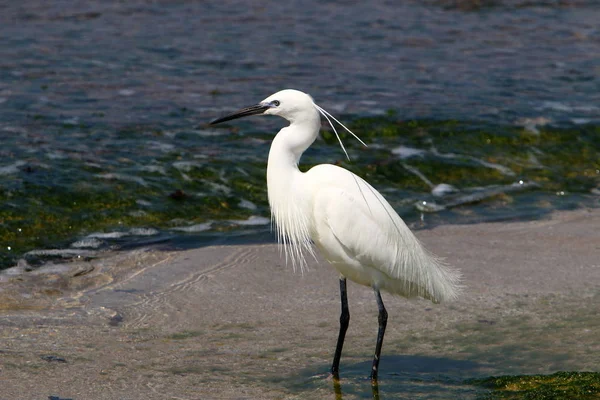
[329,371,341,383]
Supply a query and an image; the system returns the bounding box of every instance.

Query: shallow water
[2,216,599,398]
[1,0,599,269]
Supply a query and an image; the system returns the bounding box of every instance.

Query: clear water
[1,0,599,269]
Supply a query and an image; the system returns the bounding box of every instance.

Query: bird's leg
[331,277,349,380]
[370,289,387,383]
[333,378,343,400]
[371,381,381,400]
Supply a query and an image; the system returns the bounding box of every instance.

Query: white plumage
[210,88,461,383]
[307,164,460,303]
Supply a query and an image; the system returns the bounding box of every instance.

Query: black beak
[210,103,271,125]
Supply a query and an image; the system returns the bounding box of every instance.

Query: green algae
[0,164,264,268]
[1,117,598,270]
[471,371,600,399]
[322,117,599,194]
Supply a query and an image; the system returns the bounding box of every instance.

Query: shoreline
[1,208,599,399]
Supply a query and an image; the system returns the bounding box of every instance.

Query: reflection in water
[372,383,380,400]
[333,379,342,400]
[333,379,380,400]
[297,355,484,399]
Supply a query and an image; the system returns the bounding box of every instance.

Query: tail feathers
[423,256,462,304]
[382,248,462,304]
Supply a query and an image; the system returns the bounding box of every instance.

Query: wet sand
[1,209,599,399]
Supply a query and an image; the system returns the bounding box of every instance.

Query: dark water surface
[1,0,599,268]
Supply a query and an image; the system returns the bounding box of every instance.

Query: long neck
[266,111,320,208]
[266,111,321,270]
[267,111,321,175]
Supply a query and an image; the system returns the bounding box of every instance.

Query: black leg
[370,288,387,383]
[331,277,350,380]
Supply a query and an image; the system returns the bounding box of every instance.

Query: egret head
[209,89,315,125]
[210,89,367,160]
[260,89,315,121]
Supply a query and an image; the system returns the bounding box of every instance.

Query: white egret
[210,89,461,383]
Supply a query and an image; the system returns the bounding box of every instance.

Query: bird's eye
[272,100,280,107]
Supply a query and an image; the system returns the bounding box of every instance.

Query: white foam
[518,117,551,134]
[172,161,202,172]
[239,199,257,210]
[46,151,68,160]
[96,173,148,186]
[539,101,599,113]
[190,129,229,137]
[118,89,136,96]
[25,249,96,257]
[572,118,591,125]
[203,181,232,195]
[171,222,213,232]
[2,126,27,133]
[87,231,129,239]
[71,238,103,249]
[229,216,270,226]
[139,165,166,174]
[402,163,434,188]
[0,160,26,175]
[391,146,426,159]
[147,141,175,152]
[476,159,516,176]
[130,228,159,236]
[540,101,572,112]
[431,184,458,197]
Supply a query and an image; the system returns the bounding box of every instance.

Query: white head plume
[312,102,368,160]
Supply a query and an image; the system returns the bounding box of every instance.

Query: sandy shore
[1,209,599,399]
